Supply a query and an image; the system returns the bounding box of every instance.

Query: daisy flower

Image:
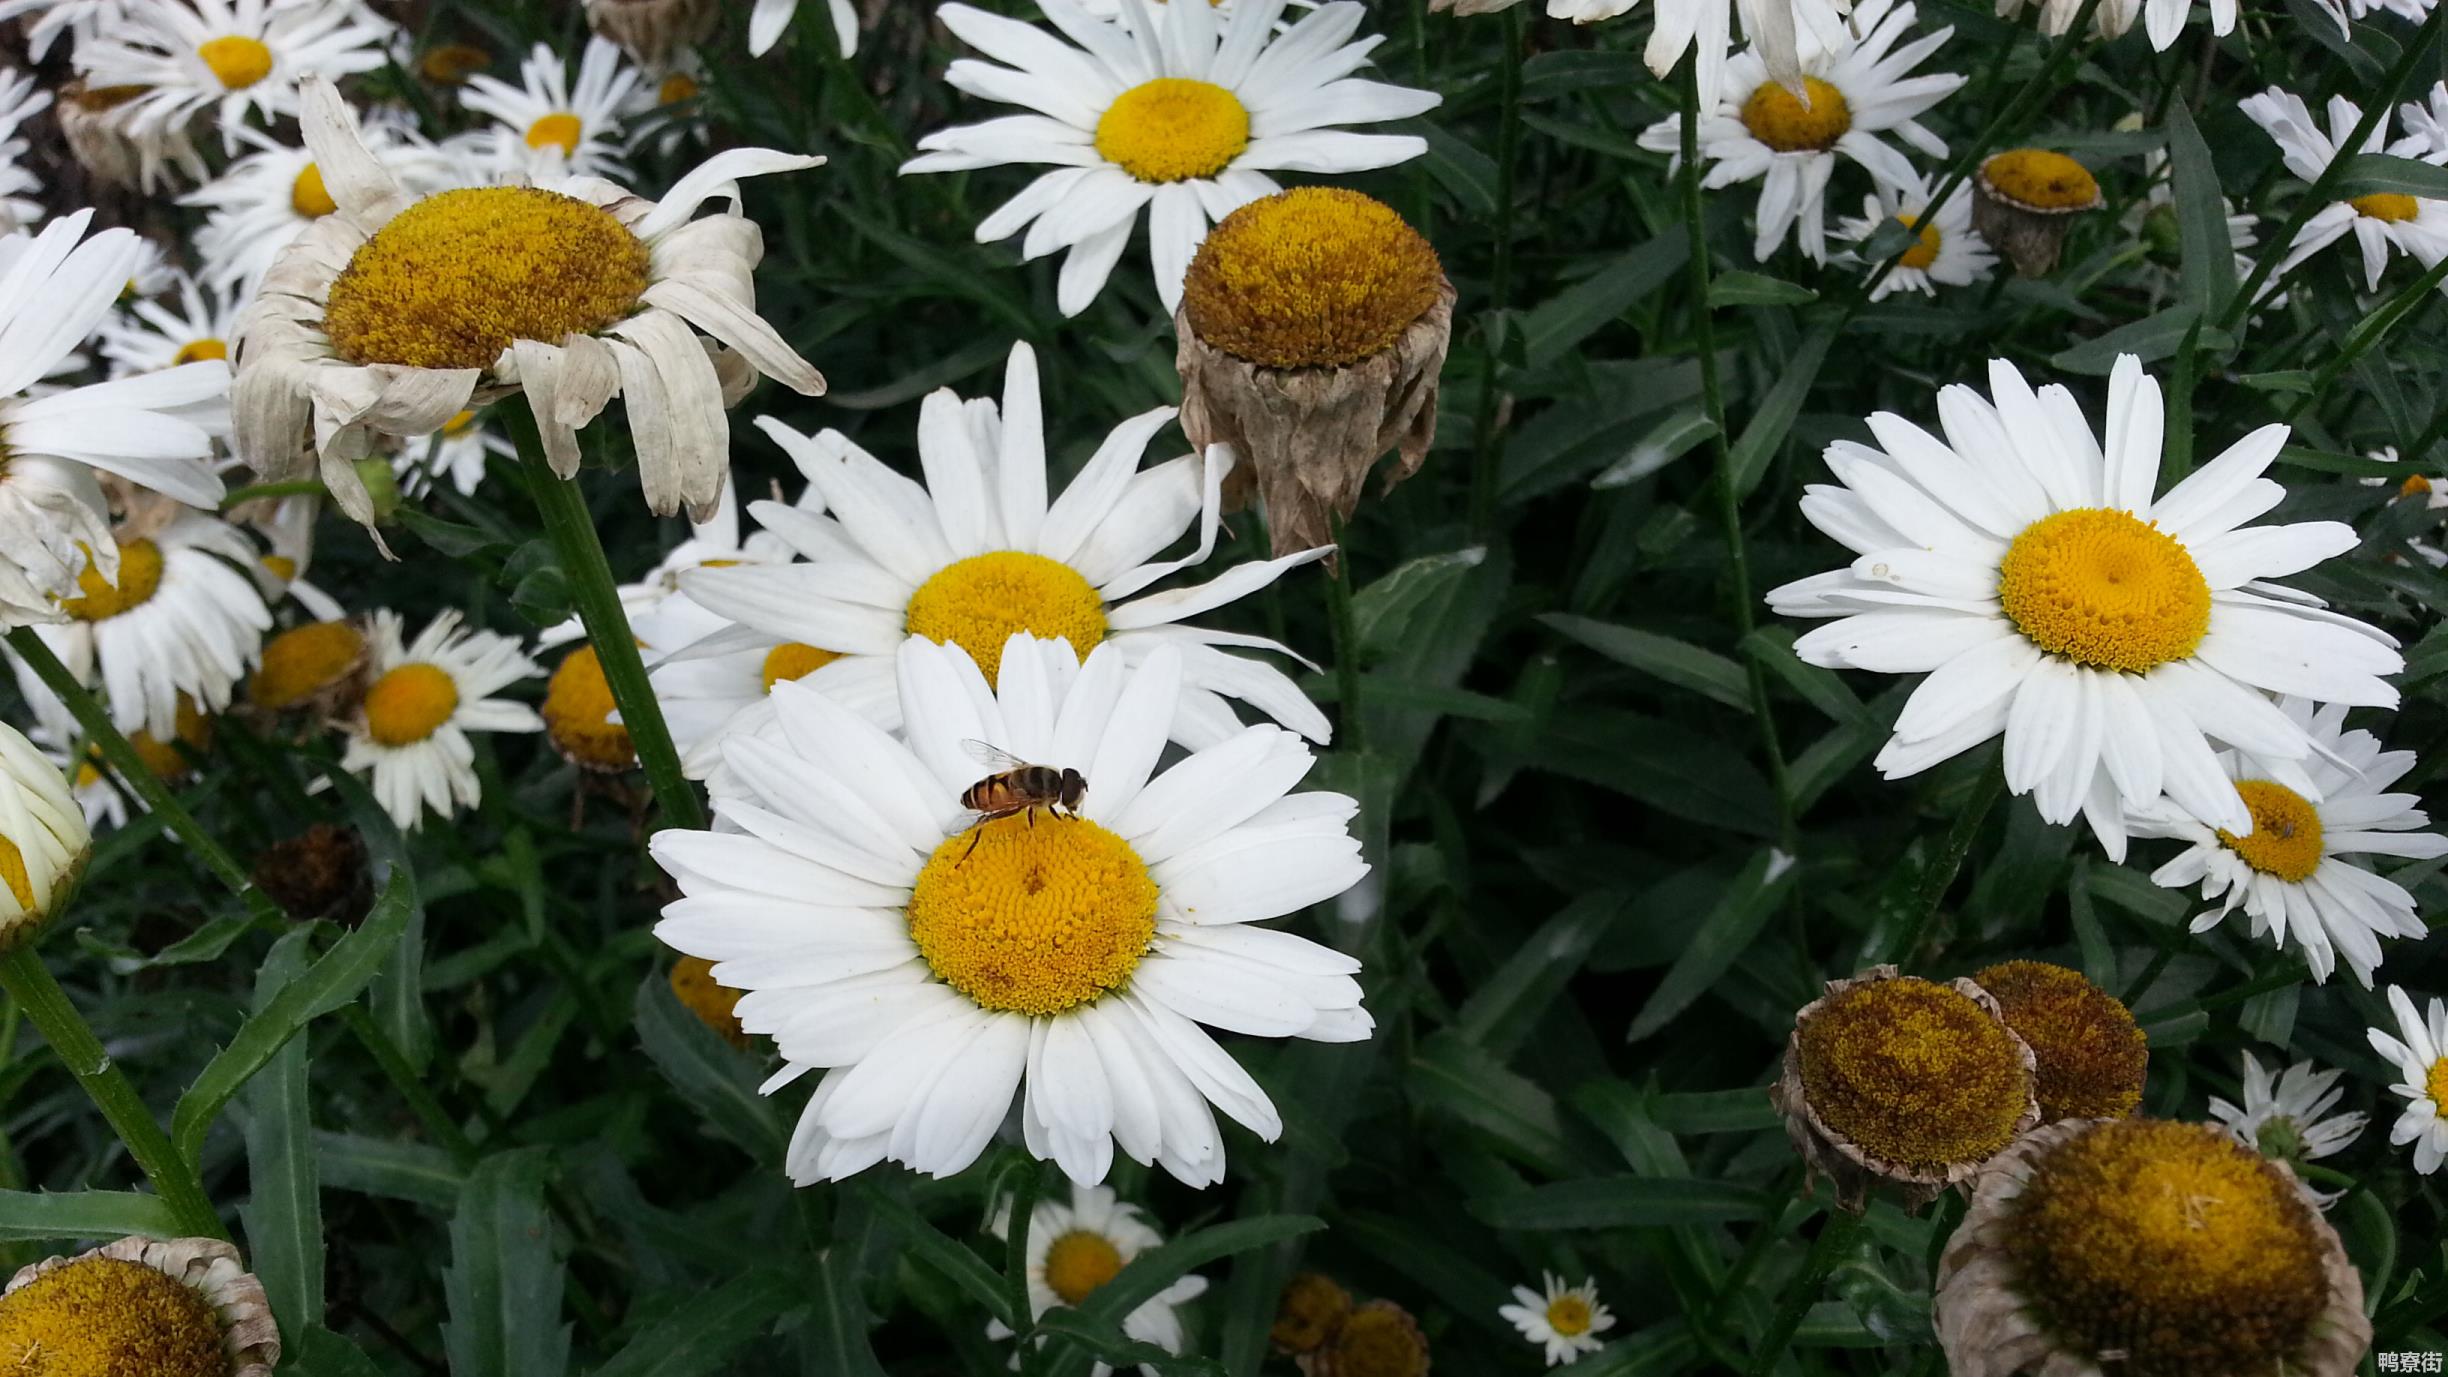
[1500,1273,1615,1366]
[1636,0,1961,264]
[342,609,542,829]
[1429,0,1845,116]
[233,79,826,530]
[76,0,397,157]
[1836,178,1993,299]
[2135,697,2445,985]
[624,49,711,158]
[1992,0,2140,40]
[900,0,1439,317]
[10,511,273,743]
[665,341,1332,784]
[2369,986,2448,1174]
[984,1184,1208,1374]
[458,37,643,180]
[0,212,229,629]
[392,409,514,498]
[2241,87,2448,295]
[2399,81,2448,160]
[2208,1053,2367,1182]
[99,272,246,376]
[183,119,456,295]
[0,69,52,233]
[750,0,858,57]
[652,633,1371,1186]
[1766,354,2401,860]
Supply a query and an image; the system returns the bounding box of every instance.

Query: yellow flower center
[658,73,699,105]
[1896,212,1942,270]
[1997,508,2211,673]
[525,112,584,156]
[1974,960,2147,1123]
[1094,77,1250,184]
[441,409,479,438]
[251,620,366,711]
[171,338,227,366]
[2351,192,2421,223]
[260,555,297,582]
[2005,1119,2329,1375]
[0,838,31,910]
[1545,1294,1593,1337]
[903,552,1107,687]
[2428,1057,2448,1115]
[127,697,212,780]
[905,814,1156,1017]
[670,954,747,1048]
[2402,473,2434,498]
[362,662,460,746]
[322,186,650,371]
[196,34,273,90]
[1321,1302,1430,1377]
[1042,1230,1125,1306]
[62,539,164,622]
[1795,975,2029,1170]
[1739,76,1851,153]
[1982,148,2102,211]
[1181,187,1444,370]
[2216,780,2326,884]
[0,1256,228,1377]
[760,641,842,692]
[543,644,634,771]
[291,163,336,218]
[419,42,491,84]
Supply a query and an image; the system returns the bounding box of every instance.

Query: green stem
[3,629,277,921]
[339,1006,477,1166]
[1465,6,1525,539]
[1747,1207,1861,1376]
[508,417,708,834]
[2280,256,2448,424]
[1877,763,2004,967]
[1005,1161,1043,1376]
[0,945,224,1239]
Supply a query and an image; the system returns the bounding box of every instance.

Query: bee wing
[962,739,1029,770]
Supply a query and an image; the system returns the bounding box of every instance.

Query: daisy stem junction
[0,944,225,1241]
[508,414,708,834]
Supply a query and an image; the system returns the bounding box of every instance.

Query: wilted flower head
[0,1236,279,1376]
[1973,148,2103,276]
[1973,960,2148,1123]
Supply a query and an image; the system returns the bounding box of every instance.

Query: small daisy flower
[750,0,859,57]
[2208,1054,2367,1183]
[2136,697,2446,986]
[2242,87,2448,295]
[2399,82,2448,159]
[651,632,1371,1187]
[1429,0,1846,117]
[1499,1273,1615,1366]
[2370,987,2448,1174]
[0,1236,280,1375]
[76,0,397,158]
[1836,178,1994,299]
[1637,0,1962,264]
[985,1184,1209,1375]
[624,49,711,158]
[342,609,542,829]
[666,341,1332,783]
[0,719,87,947]
[1767,353,2401,860]
[458,37,643,180]
[233,79,826,530]
[183,118,456,295]
[901,0,1439,317]
[99,272,246,377]
[391,409,514,498]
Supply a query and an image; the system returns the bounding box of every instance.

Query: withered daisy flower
[585,0,718,65]
[1176,188,1454,557]
[1973,960,2148,1123]
[1935,1118,2369,1377]
[1298,1299,1429,1377]
[251,822,369,924]
[0,1236,278,1375]
[542,642,635,772]
[669,954,747,1047]
[249,617,368,713]
[1772,965,2039,1212]
[1274,1272,1354,1355]
[1973,148,2103,276]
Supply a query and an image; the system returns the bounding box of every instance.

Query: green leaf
[802,1248,888,1377]
[2163,102,2238,315]
[1648,1087,1781,1136]
[312,1131,465,1208]
[1352,548,1490,662]
[1518,238,1687,368]
[1708,270,1819,308]
[1730,322,1836,497]
[2051,304,2229,374]
[1591,409,1718,490]
[853,1179,1019,1331]
[172,873,412,1164]
[1471,1176,1768,1228]
[633,972,787,1163]
[295,1325,389,1377]
[595,1270,802,1377]
[1541,613,1751,711]
[1454,891,1630,1058]
[240,930,322,1345]
[1416,123,1499,217]
[1408,1033,1584,1177]
[321,763,432,1071]
[1497,707,1778,837]
[443,1149,571,1377]
[2334,153,2448,199]
[1626,848,1800,1041]
[0,1190,182,1243]
[1034,1309,1225,1377]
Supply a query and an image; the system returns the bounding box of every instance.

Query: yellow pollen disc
[1997,507,2211,673]
[1545,1295,1593,1337]
[251,620,366,710]
[543,644,635,771]
[2005,1119,2330,1375]
[1896,212,1942,270]
[526,111,584,156]
[903,551,1108,687]
[2428,1057,2448,1115]
[1795,975,2029,1170]
[906,815,1157,1017]
[291,162,336,218]
[0,1256,229,1377]
[2402,473,2434,498]
[1095,77,1250,184]
[1042,1230,1125,1306]
[670,955,748,1048]
[362,662,460,747]
[1982,148,2102,211]
[2351,192,2420,223]
[419,43,491,84]
[1182,187,1444,370]
[2216,780,2326,884]
[260,554,298,582]
[322,185,650,371]
[1739,76,1852,153]
[127,697,212,780]
[171,338,227,366]
[196,33,274,90]
[658,73,699,105]
[1974,960,2147,1122]
[62,539,164,622]
[0,837,31,910]
[761,641,842,693]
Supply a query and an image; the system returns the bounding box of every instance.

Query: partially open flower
[1273,1272,1354,1355]
[250,618,369,713]
[1973,961,2148,1123]
[1298,1299,1429,1377]
[1973,148,2103,276]
[585,0,718,63]
[1935,1118,2369,1377]
[1176,188,1455,559]
[668,954,746,1047]
[251,823,370,925]
[0,721,87,951]
[0,1236,278,1376]
[542,643,635,772]
[1772,965,2039,1212]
